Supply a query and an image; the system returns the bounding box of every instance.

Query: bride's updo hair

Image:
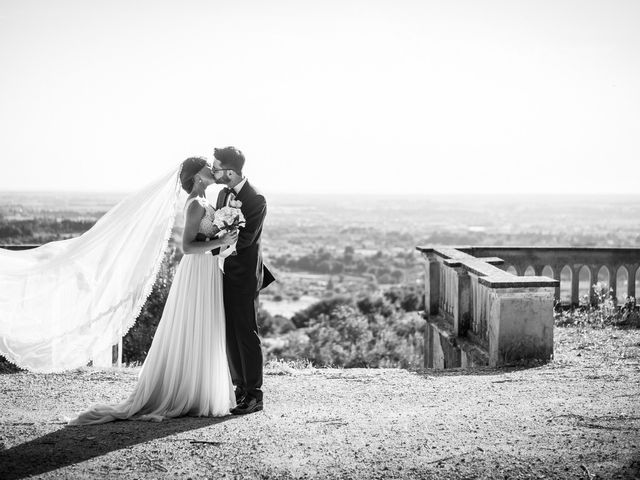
[180,157,208,193]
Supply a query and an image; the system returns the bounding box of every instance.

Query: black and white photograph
[1,0,639,478]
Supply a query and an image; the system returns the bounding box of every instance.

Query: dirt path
[1,327,639,479]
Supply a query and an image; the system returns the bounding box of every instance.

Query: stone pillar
[629,266,638,299]
[571,266,580,306]
[452,268,470,336]
[117,337,123,367]
[590,266,599,305]
[424,323,433,369]
[610,268,618,303]
[552,265,562,303]
[486,287,555,367]
[423,254,440,317]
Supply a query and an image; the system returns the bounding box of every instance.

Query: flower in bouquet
[213,205,246,232]
[213,204,245,260]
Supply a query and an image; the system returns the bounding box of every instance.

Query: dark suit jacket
[213,180,275,293]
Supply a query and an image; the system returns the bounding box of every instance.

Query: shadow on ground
[0,416,233,479]
[410,363,546,378]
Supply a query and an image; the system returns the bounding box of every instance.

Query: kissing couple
[65,146,275,424]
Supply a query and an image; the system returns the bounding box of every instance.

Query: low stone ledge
[418,246,559,289]
[428,314,456,340]
[455,335,489,368]
[464,245,640,254]
[478,276,559,289]
[476,257,505,266]
[424,314,489,369]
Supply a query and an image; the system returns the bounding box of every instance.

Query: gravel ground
[1,327,639,480]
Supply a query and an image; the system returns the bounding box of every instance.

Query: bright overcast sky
[0,0,638,194]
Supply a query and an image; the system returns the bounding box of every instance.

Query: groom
[211,146,274,415]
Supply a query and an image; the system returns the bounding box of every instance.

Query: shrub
[258,310,296,337]
[270,290,426,368]
[383,284,424,312]
[122,247,178,364]
[554,283,639,328]
[291,296,353,329]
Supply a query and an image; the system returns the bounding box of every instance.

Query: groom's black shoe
[231,396,263,415]
[234,389,246,405]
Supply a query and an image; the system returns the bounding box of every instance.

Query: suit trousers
[223,283,263,401]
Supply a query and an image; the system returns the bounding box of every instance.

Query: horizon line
[0,189,639,197]
[259,191,640,196]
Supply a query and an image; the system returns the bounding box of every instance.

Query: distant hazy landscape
[3,190,638,243]
[2,190,639,320]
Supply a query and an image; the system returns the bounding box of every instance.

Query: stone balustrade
[417,246,559,369]
[4,243,638,371]
[456,246,640,306]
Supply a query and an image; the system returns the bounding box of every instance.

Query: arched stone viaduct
[458,246,640,306]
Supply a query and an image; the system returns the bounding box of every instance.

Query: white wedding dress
[68,196,235,425]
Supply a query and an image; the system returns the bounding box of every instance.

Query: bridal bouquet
[214,200,245,259]
[213,200,246,232]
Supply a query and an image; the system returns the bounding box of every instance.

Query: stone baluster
[629,266,638,299]
[421,251,440,317]
[470,276,490,346]
[456,270,471,337]
[552,264,563,302]
[571,265,581,306]
[590,265,600,305]
[610,267,618,302]
[443,260,470,336]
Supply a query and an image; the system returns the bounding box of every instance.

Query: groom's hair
[214,147,245,175]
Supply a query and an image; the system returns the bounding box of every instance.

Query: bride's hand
[219,229,238,245]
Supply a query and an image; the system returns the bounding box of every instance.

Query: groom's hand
[219,229,239,246]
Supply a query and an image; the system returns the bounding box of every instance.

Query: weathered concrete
[424,316,461,369]
[424,316,489,369]
[487,287,555,365]
[418,246,558,369]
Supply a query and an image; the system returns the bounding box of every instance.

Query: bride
[0,157,238,424]
[67,157,238,424]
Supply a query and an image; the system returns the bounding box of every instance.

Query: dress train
[68,252,234,425]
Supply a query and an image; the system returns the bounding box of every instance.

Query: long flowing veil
[0,165,183,373]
